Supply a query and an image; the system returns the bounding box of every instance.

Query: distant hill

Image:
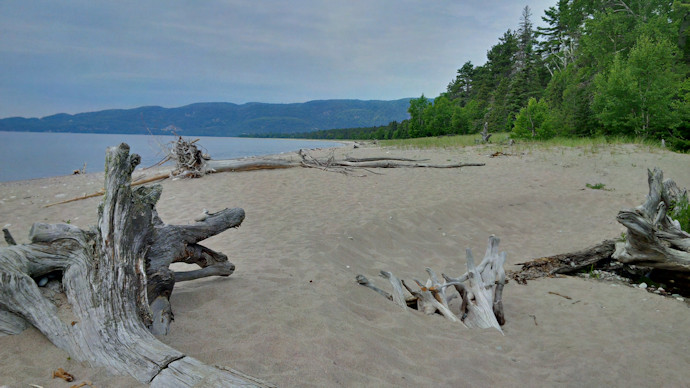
[0,99,412,136]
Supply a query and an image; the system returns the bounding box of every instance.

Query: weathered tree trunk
[0,144,270,387]
[357,235,506,333]
[613,168,690,271]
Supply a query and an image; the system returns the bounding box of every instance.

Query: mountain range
[0,99,411,137]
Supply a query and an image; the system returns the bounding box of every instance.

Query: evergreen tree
[447,61,475,105]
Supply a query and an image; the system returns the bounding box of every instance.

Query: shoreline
[0,131,347,183]
[1,143,689,387]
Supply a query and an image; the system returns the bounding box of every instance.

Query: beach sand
[1,143,689,387]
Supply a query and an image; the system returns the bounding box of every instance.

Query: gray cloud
[0,0,555,118]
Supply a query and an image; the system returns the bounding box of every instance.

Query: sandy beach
[1,142,689,387]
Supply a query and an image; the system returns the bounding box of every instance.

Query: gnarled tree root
[0,144,271,387]
[357,235,507,333]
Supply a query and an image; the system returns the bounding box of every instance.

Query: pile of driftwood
[169,136,211,178]
[357,235,506,333]
[512,168,690,295]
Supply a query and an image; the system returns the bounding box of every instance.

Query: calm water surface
[0,131,343,182]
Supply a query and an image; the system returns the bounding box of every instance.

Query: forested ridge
[0,99,411,137]
[260,1,690,151]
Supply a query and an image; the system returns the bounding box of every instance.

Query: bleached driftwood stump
[613,167,690,272]
[357,235,506,333]
[0,144,270,387]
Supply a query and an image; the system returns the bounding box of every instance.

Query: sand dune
[1,143,688,387]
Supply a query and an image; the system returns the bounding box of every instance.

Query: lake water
[0,131,343,182]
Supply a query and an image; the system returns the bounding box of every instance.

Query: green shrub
[586,183,609,190]
[670,194,690,232]
[667,137,690,153]
[511,98,557,140]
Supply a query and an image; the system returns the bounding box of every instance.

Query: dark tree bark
[511,240,617,283]
[0,144,271,387]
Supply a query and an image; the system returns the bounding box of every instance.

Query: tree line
[407,0,690,150]
[253,1,690,150]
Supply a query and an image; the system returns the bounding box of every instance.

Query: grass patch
[380,134,662,151]
[669,194,690,232]
[380,134,507,148]
[586,183,610,190]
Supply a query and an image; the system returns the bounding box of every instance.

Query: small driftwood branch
[333,161,485,169]
[356,235,506,333]
[3,228,16,245]
[43,173,170,208]
[343,156,429,162]
[379,271,408,309]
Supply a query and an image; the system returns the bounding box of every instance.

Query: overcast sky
[0,0,556,118]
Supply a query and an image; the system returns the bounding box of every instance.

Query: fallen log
[343,156,429,162]
[0,144,270,387]
[510,240,617,283]
[511,168,690,294]
[357,235,506,333]
[297,149,484,173]
[330,160,486,169]
[205,158,297,173]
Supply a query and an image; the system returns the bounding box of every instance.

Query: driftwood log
[357,235,506,333]
[207,149,485,175]
[512,168,689,292]
[0,144,270,387]
[176,138,486,176]
[296,149,484,174]
[613,168,690,271]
